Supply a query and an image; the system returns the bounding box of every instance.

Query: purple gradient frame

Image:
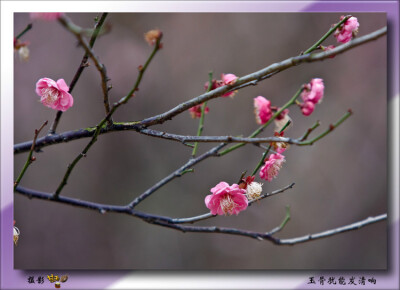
[2,1,398,289]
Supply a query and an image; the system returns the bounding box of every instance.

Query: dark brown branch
[13,110,344,155]
[48,13,109,135]
[128,143,226,208]
[58,15,112,119]
[53,32,162,197]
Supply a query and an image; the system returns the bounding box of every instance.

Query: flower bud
[18,46,30,62]
[144,29,162,46]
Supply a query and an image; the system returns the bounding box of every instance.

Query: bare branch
[278,214,387,245]
[300,120,321,141]
[128,143,226,208]
[53,27,162,197]
[14,121,48,190]
[48,13,109,134]
[266,205,291,235]
[15,23,33,40]
[58,15,112,119]
[132,212,387,244]
[13,109,351,154]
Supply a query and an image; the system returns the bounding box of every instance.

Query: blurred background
[14,13,386,269]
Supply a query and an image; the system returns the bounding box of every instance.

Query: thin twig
[48,13,109,134]
[14,121,48,190]
[300,120,321,141]
[59,15,112,119]
[128,143,226,208]
[53,36,163,197]
[298,109,352,145]
[192,72,213,157]
[266,205,291,235]
[15,23,33,40]
[53,122,104,197]
[278,213,387,245]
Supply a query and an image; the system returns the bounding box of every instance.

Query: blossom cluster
[189,73,239,118]
[202,74,329,216]
[334,16,359,44]
[300,78,325,116]
[319,16,359,57]
[203,75,327,215]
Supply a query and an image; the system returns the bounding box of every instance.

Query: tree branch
[14,184,386,245]
[266,205,291,235]
[278,213,387,245]
[58,14,112,119]
[14,121,48,190]
[52,27,162,197]
[14,27,385,154]
[14,109,351,154]
[15,23,32,40]
[48,13,109,134]
[128,143,226,208]
[138,27,387,127]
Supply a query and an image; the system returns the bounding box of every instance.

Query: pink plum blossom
[221,73,238,85]
[254,96,272,124]
[204,74,238,98]
[35,78,74,112]
[301,101,315,116]
[298,78,324,116]
[189,104,209,118]
[301,78,324,104]
[30,13,63,21]
[205,182,248,216]
[259,153,285,182]
[334,16,359,43]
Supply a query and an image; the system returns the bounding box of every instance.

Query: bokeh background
[14,13,387,269]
